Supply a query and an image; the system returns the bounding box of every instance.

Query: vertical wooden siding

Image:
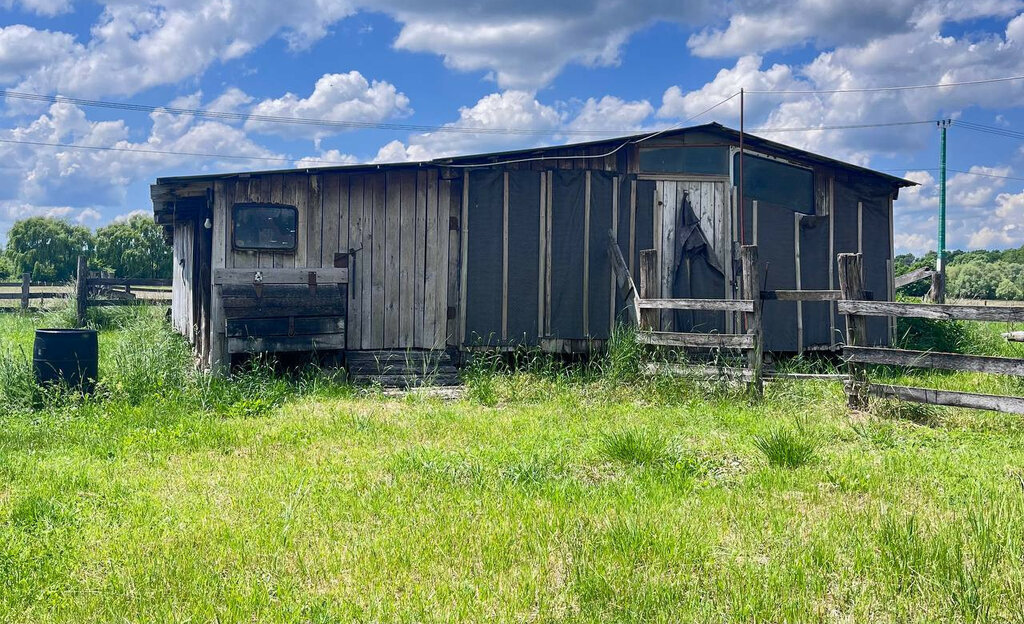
[222,169,451,351]
[171,220,194,339]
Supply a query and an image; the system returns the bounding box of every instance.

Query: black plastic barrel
[33,329,98,392]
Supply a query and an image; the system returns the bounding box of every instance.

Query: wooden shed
[151,123,914,373]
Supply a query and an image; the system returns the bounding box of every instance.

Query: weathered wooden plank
[837,300,1024,322]
[637,298,754,313]
[87,299,169,307]
[321,173,340,269]
[399,170,415,347]
[639,249,659,330]
[87,278,172,287]
[644,362,754,382]
[868,384,1024,415]
[307,174,323,269]
[459,171,469,346]
[762,289,841,301]
[228,333,346,354]
[538,173,547,337]
[415,169,429,349]
[844,346,1024,376]
[423,169,439,349]
[214,268,348,285]
[221,283,347,299]
[502,170,510,341]
[370,173,387,348]
[441,178,455,347]
[582,170,591,336]
[607,231,640,324]
[232,178,258,268]
[210,180,229,371]
[347,175,364,349]
[0,292,63,300]
[286,175,304,268]
[258,176,276,268]
[895,266,934,289]
[384,171,402,348]
[636,331,755,349]
[660,181,676,330]
[1004,331,1024,342]
[226,316,345,338]
[222,299,346,319]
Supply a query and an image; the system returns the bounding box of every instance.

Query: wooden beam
[894,266,934,289]
[837,300,1024,323]
[639,249,659,330]
[75,256,87,328]
[762,289,841,301]
[214,268,348,285]
[868,384,1024,415]
[637,330,754,349]
[87,278,173,287]
[844,346,1024,377]
[637,298,754,313]
[607,231,640,324]
[1004,331,1024,342]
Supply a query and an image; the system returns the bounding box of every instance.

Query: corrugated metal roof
[155,122,917,187]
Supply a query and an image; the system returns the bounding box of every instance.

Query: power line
[0,137,352,165]
[883,167,1024,183]
[749,119,937,133]
[953,120,1024,141]
[745,74,1024,94]
[0,89,634,137]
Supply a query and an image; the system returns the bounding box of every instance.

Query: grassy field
[2,306,1024,622]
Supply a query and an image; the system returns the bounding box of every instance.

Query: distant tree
[4,217,94,282]
[0,253,12,280]
[995,278,1024,301]
[94,215,171,279]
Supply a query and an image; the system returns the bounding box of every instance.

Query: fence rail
[0,273,67,311]
[838,252,1024,415]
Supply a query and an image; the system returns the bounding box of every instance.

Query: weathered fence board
[637,298,754,312]
[837,300,1024,322]
[637,331,754,349]
[894,267,934,289]
[226,316,346,338]
[845,346,1024,377]
[868,384,1024,415]
[762,289,841,301]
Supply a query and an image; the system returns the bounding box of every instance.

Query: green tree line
[895,245,1024,301]
[0,215,171,282]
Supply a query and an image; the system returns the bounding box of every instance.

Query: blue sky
[1,0,1023,254]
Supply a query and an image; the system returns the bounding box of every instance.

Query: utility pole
[935,119,951,303]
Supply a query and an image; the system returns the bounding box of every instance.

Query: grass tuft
[753,426,817,468]
[600,428,671,466]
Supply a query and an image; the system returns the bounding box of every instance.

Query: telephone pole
[934,119,951,303]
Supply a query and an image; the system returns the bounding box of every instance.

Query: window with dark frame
[232,203,298,251]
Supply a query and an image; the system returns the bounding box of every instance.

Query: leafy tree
[4,217,94,282]
[94,215,171,279]
[995,278,1024,301]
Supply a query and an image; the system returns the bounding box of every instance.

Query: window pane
[232,203,297,251]
[638,146,728,175]
[735,153,814,214]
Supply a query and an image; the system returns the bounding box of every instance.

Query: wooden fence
[837,252,1024,414]
[610,239,1023,414]
[0,273,65,311]
[73,257,171,326]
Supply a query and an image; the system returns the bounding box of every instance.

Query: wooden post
[75,255,88,328]
[740,245,763,397]
[20,272,30,310]
[838,253,868,409]
[639,249,659,330]
[928,270,945,304]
